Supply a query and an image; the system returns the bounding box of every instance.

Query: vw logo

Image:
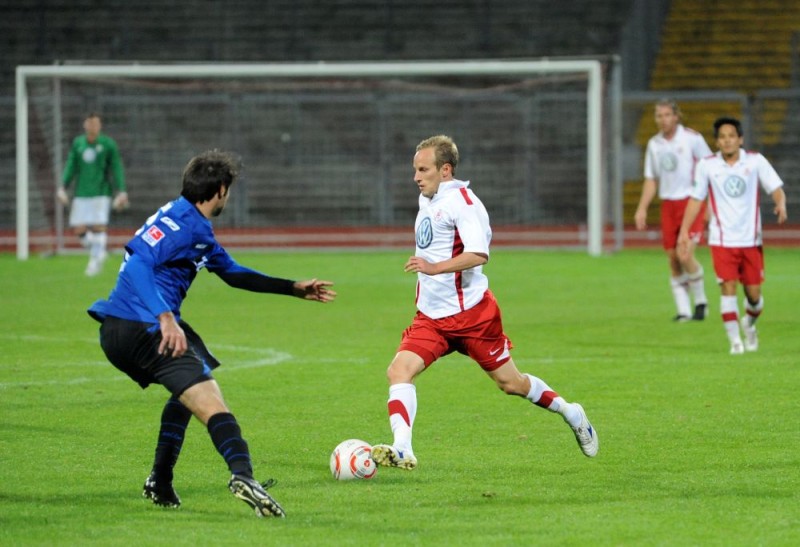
[723,175,746,198]
[416,217,433,249]
[82,147,98,163]
[659,152,678,172]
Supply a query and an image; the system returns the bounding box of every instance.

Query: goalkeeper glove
[112,192,129,211]
[57,187,69,206]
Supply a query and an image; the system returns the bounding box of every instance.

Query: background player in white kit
[635,99,711,321]
[371,135,598,470]
[678,117,787,355]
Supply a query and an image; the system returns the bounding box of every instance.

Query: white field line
[0,335,293,389]
[0,333,606,389]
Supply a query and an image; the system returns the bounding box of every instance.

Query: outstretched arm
[216,268,336,302]
[291,278,337,302]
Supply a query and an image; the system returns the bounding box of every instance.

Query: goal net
[15,60,615,258]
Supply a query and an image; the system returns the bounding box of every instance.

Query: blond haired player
[371,135,598,471]
[635,99,712,321]
[678,117,787,354]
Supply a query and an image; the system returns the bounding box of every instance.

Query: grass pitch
[1,248,798,546]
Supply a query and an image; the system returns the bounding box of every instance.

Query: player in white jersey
[678,117,787,355]
[635,99,712,321]
[371,135,598,471]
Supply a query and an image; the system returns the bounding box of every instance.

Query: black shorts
[99,316,221,397]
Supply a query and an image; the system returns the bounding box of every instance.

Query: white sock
[523,373,582,427]
[671,274,691,317]
[90,231,108,260]
[686,266,707,306]
[720,295,741,344]
[388,383,416,454]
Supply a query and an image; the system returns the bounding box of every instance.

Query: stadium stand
[2,0,633,245]
[624,0,800,223]
[4,1,797,249]
[0,1,633,93]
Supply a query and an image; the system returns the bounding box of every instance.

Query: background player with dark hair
[678,117,786,354]
[88,150,336,517]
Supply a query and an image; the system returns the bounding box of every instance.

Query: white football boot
[84,250,107,277]
[569,403,599,458]
[730,339,745,355]
[741,317,758,352]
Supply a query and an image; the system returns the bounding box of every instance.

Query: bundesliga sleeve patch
[142,225,165,247]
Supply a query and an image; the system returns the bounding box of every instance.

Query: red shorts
[710,245,764,285]
[397,290,513,372]
[661,198,705,250]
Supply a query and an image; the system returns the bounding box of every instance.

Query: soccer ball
[330,439,377,480]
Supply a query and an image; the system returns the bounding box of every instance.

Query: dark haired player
[88,150,336,517]
[678,117,786,354]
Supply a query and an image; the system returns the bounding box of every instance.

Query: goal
[15,59,617,259]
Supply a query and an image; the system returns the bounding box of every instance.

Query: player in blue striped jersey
[88,150,336,517]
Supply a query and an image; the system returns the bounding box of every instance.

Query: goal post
[16,59,612,259]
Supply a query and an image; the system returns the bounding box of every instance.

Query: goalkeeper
[58,112,129,276]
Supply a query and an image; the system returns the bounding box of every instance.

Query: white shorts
[69,196,112,227]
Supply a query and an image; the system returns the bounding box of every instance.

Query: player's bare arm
[404,252,488,275]
[676,197,704,258]
[292,279,337,302]
[634,178,658,230]
[772,188,787,224]
[158,311,187,357]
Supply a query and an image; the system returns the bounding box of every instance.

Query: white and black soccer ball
[330,439,377,480]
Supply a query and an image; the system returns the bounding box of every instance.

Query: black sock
[207,412,253,478]
[151,397,192,482]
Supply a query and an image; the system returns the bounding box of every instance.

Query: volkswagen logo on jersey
[82,147,98,163]
[659,152,678,172]
[723,175,747,198]
[416,217,433,249]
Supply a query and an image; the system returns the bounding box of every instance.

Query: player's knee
[386,360,420,384]
[178,380,229,423]
[386,363,410,384]
[386,351,425,384]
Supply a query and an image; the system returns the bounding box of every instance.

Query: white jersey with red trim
[413,179,491,319]
[691,149,784,247]
[644,124,711,200]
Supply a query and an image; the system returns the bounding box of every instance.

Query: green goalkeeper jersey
[62,133,126,197]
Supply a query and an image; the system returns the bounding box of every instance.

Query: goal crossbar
[16,59,604,258]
